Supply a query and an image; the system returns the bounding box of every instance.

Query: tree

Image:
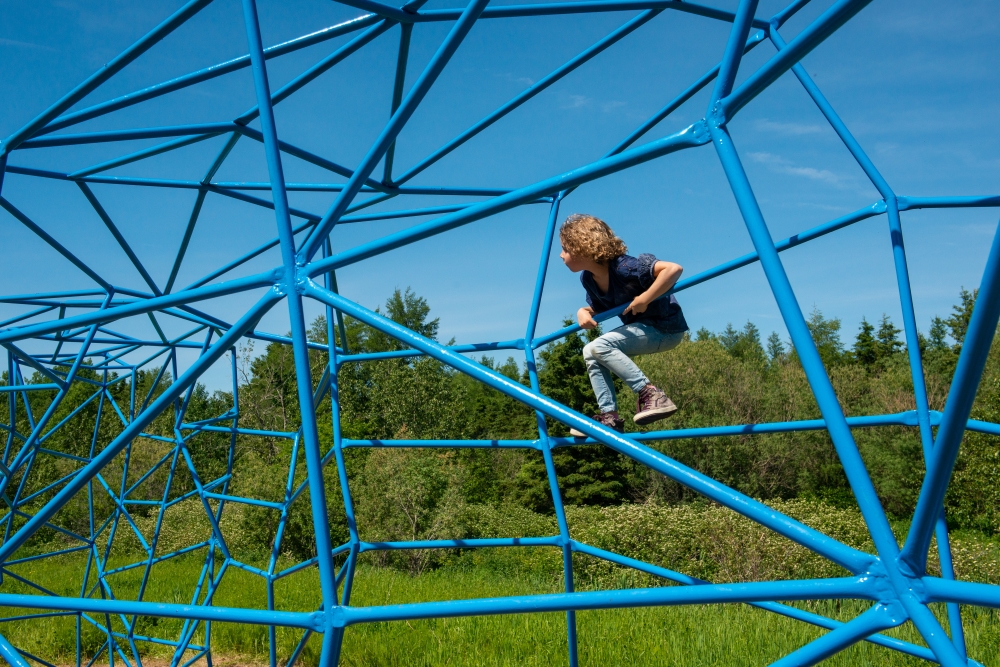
[928,316,949,351]
[853,318,878,368]
[766,331,785,362]
[793,307,844,368]
[516,322,629,512]
[875,314,903,359]
[945,287,977,351]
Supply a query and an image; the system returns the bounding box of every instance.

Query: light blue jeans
[582,323,684,414]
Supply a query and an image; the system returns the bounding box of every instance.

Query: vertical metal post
[239,5,339,667]
[522,196,578,666]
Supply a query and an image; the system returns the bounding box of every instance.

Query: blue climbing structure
[0,0,998,665]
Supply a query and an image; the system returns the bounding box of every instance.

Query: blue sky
[1,0,998,389]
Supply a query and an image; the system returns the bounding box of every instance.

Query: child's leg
[582,324,683,401]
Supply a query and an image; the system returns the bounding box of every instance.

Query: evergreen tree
[875,314,903,359]
[766,331,785,362]
[928,316,949,351]
[853,318,878,368]
[515,321,629,512]
[945,287,977,351]
[796,307,844,367]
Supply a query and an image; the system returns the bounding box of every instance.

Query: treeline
[5,287,999,569]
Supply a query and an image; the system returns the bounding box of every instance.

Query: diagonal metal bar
[901,217,1000,574]
[305,282,874,572]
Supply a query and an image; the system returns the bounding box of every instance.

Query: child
[558,213,688,435]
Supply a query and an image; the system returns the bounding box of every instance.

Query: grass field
[1,549,998,667]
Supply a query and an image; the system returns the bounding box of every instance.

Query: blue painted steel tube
[902,218,1000,573]
[299,0,492,262]
[769,603,906,667]
[923,578,1000,609]
[0,0,214,154]
[720,0,874,120]
[359,537,561,551]
[0,593,322,631]
[17,123,237,149]
[708,0,759,107]
[0,292,279,562]
[395,9,662,185]
[240,0,338,648]
[68,133,225,179]
[0,633,30,667]
[343,438,538,449]
[896,195,1000,210]
[773,26,967,651]
[418,0,769,26]
[308,122,709,276]
[336,577,870,626]
[305,284,873,572]
[708,125,899,562]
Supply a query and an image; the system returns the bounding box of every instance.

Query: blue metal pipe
[708,125,898,562]
[337,576,871,626]
[418,0,769,26]
[902,218,1000,573]
[0,592,322,631]
[17,123,237,149]
[769,603,905,667]
[897,195,1000,210]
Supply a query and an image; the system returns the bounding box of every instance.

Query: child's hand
[624,296,649,316]
[577,307,597,330]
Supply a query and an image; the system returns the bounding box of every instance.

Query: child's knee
[582,339,602,362]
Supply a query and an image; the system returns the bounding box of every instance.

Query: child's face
[559,245,587,272]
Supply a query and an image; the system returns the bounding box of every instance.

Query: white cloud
[0,37,55,51]
[747,151,843,186]
[563,94,591,109]
[601,100,626,113]
[754,119,825,136]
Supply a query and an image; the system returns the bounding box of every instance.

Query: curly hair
[559,213,627,264]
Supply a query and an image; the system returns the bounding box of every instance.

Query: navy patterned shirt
[580,253,688,333]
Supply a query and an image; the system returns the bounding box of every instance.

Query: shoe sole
[633,405,678,425]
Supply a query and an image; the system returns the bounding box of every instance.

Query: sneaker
[634,384,678,425]
[569,411,624,437]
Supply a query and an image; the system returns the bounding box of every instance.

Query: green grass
[1,551,998,666]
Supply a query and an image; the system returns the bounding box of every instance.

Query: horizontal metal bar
[202,492,283,510]
[896,195,1000,210]
[337,338,523,363]
[0,593,323,631]
[342,438,539,449]
[552,410,931,446]
[418,0,769,27]
[359,536,561,551]
[922,577,1000,609]
[337,576,870,626]
[17,123,237,149]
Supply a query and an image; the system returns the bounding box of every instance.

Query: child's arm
[577,306,598,330]
[623,261,683,315]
